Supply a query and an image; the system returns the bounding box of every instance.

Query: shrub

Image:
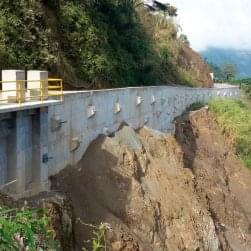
[77,219,111,251]
[189,102,205,111]
[0,206,59,250]
[0,0,57,70]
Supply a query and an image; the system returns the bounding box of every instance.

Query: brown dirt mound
[51,109,251,251]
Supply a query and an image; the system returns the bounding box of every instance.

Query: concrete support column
[0,121,8,186]
[0,108,49,196]
[15,111,32,194]
[3,111,33,195]
[27,71,48,100]
[0,139,7,186]
[2,70,26,103]
[32,107,49,192]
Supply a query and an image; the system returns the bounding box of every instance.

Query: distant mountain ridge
[200,48,251,79]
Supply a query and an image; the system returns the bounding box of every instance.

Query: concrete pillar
[2,70,26,103]
[15,111,32,193]
[2,111,33,195]
[0,108,49,196]
[7,120,17,188]
[32,107,49,192]
[27,71,48,101]
[0,121,8,186]
[0,139,7,186]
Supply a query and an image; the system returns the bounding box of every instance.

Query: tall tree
[221,63,236,81]
[145,1,177,17]
[179,34,190,46]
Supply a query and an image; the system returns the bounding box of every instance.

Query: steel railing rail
[0,78,63,104]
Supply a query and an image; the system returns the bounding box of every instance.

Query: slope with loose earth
[51,108,251,251]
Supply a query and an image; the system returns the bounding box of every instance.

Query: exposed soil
[0,192,16,208]
[49,108,251,251]
[175,108,251,251]
[178,44,213,88]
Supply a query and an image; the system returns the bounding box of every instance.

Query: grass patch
[209,99,251,168]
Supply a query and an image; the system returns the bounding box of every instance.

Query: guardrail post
[27,71,48,101]
[2,70,26,103]
[60,79,63,101]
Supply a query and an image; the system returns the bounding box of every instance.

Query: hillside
[0,0,212,88]
[201,47,251,79]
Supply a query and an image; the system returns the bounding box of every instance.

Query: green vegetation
[189,102,205,111]
[209,99,251,168]
[0,1,56,70]
[221,64,237,81]
[0,0,210,88]
[56,0,163,87]
[0,206,59,250]
[179,34,190,47]
[231,78,251,98]
[241,84,251,98]
[77,219,110,251]
[206,61,237,82]
[89,223,109,251]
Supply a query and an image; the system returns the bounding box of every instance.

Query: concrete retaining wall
[47,85,240,177]
[0,84,240,197]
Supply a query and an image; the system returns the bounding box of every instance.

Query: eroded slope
[51,109,251,251]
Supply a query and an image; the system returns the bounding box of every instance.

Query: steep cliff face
[0,1,212,88]
[51,109,251,251]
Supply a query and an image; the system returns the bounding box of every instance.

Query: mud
[51,108,251,251]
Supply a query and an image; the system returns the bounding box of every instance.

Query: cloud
[160,0,251,51]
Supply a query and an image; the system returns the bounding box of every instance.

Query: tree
[206,61,224,82]
[221,63,236,81]
[145,1,178,17]
[179,34,190,46]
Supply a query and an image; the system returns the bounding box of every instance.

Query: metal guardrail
[0,78,63,104]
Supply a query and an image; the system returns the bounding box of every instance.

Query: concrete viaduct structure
[0,70,240,198]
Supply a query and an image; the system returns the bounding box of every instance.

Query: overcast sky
[160,0,251,51]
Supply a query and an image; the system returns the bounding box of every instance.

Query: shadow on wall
[175,113,198,171]
[50,135,132,250]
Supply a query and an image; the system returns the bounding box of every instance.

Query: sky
[159,0,251,51]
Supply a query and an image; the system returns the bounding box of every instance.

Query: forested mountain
[0,0,212,88]
[201,47,251,79]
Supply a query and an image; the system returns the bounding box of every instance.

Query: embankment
[51,108,251,251]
